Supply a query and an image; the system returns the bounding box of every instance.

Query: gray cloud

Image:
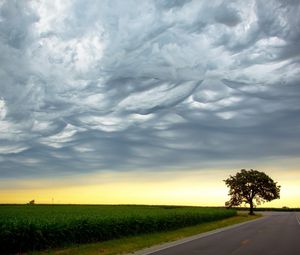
[0,0,300,178]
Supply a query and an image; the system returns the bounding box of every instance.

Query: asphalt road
[142,212,300,255]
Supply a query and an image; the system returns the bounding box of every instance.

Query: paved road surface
[140,212,300,255]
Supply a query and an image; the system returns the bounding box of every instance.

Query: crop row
[0,205,236,253]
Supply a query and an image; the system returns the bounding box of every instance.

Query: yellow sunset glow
[1,167,299,208]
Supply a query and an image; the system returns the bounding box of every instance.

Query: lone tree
[28,199,35,205]
[224,169,280,215]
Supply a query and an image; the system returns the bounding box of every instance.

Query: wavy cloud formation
[0,0,300,177]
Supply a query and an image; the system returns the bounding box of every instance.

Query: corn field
[0,205,236,253]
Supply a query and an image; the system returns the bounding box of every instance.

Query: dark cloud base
[0,0,300,178]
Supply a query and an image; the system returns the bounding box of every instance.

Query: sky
[0,0,300,207]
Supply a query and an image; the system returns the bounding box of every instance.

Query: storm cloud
[0,0,300,178]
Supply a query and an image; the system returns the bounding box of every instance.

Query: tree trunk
[249,200,255,215]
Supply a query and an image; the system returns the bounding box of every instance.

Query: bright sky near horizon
[0,0,300,207]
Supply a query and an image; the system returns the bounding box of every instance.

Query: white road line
[296,214,300,225]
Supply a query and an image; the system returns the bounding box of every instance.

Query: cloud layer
[1,0,300,177]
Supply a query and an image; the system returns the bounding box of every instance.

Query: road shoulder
[128,214,264,255]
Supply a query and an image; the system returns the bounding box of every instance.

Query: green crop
[0,205,236,253]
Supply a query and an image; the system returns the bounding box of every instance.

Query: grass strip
[34,213,260,255]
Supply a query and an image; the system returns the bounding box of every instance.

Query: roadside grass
[34,213,261,255]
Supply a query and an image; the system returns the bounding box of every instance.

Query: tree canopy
[224,169,280,214]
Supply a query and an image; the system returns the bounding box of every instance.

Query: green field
[0,205,236,254]
[233,207,300,212]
